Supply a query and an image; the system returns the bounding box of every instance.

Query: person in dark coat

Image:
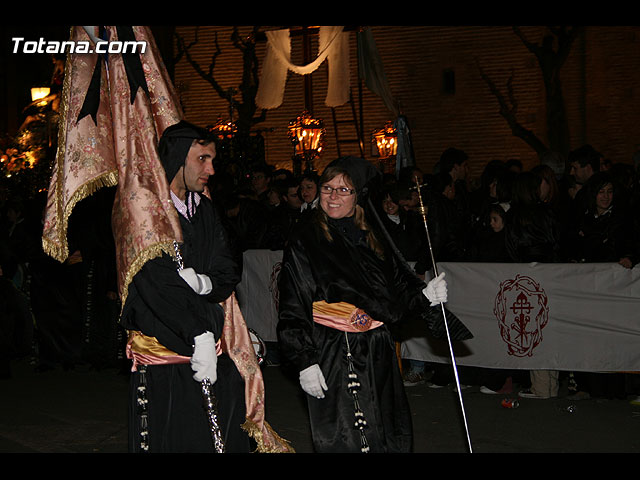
[120,121,249,453]
[504,171,562,399]
[376,185,428,275]
[425,172,467,263]
[573,172,639,268]
[504,171,562,264]
[567,171,638,399]
[469,203,510,263]
[277,156,472,453]
[268,177,304,249]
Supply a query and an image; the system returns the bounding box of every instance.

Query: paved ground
[1,357,640,454]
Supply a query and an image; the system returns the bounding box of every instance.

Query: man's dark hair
[439,147,468,174]
[251,164,273,178]
[568,144,601,171]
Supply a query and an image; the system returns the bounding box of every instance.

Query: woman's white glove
[423,271,447,306]
[179,267,213,295]
[299,364,328,399]
[191,331,218,383]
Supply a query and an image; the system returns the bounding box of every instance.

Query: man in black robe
[120,121,249,453]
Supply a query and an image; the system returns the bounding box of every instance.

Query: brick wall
[172,26,640,180]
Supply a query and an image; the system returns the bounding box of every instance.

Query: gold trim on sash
[312,301,383,332]
[126,331,191,372]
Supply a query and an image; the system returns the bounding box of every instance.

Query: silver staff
[413,178,473,453]
[173,241,225,453]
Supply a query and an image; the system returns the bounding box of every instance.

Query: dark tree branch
[480,26,581,157]
[174,26,267,131]
[478,61,549,155]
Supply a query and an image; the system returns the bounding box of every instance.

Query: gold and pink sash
[126,293,294,453]
[313,301,383,332]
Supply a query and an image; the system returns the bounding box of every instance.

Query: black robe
[120,195,249,453]
[277,211,471,453]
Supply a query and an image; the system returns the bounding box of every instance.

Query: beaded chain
[136,365,150,452]
[344,332,370,453]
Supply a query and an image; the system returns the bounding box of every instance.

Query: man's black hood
[158,120,212,183]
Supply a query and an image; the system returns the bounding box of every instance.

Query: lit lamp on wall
[208,118,237,140]
[288,110,325,175]
[372,121,397,173]
[30,87,51,106]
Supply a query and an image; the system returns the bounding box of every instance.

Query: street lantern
[30,87,50,106]
[372,121,397,174]
[288,110,325,174]
[372,121,397,158]
[208,118,237,140]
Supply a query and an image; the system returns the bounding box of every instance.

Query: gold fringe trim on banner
[42,36,119,264]
[42,169,119,263]
[242,418,296,453]
[118,241,177,312]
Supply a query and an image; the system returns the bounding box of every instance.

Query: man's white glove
[299,364,328,399]
[422,271,447,306]
[179,267,213,295]
[191,331,218,383]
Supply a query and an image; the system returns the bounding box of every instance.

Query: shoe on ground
[480,386,500,394]
[403,370,426,387]
[426,381,446,389]
[518,389,550,399]
[629,395,640,406]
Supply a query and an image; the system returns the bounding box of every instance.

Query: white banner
[236,249,283,342]
[236,251,640,371]
[402,262,640,372]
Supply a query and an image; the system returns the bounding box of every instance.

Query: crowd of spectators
[2,144,640,404]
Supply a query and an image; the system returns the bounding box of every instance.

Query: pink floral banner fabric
[42,26,293,453]
[42,26,183,304]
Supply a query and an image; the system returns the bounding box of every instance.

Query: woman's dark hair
[531,164,559,205]
[495,170,515,204]
[510,171,542,207]
[379,185,401,205]
[584,172,615,213]
[488,203,506,221]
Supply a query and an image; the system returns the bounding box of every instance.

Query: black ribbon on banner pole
[77,26,150,125]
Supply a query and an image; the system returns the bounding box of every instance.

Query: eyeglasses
[319,185,355,196]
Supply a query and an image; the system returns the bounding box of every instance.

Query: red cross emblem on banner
[493,274,549,357]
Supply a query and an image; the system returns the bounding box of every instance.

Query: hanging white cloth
[256,26,350,109]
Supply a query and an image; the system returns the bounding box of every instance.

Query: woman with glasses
[277,157,472,453]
